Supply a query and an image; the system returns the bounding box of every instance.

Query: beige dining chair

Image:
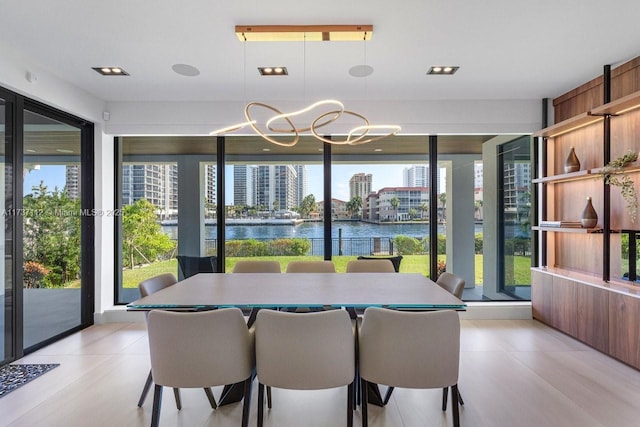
[346,259,396,273]
[436,272,465,299]
[232,260,281,273]
[358,307,461,427]
[381,272,466,407]
[255,310,356,427]
[146,308,254,427]
[137,273,216,410]
[285,260,336,273]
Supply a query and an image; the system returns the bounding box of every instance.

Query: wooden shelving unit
[533,73,640,370]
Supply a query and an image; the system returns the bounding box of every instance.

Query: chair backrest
[357,255,403,272]
[346,259,395,273]
[176,255,217,278]
[232,260,281,273]
[359,307,460,389]
[255,310,355,390]
[436,272,465,299]
[147,308,253,388]
[286,260,336,273]
[138,273,178,297]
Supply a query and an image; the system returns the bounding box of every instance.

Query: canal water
[162,221,485,240]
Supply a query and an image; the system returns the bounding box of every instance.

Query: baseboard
[95,301,532,323]
[459,301,532,320]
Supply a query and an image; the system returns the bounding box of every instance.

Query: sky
[23,165,66,195]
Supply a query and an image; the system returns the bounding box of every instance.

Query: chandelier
[210,25,401,146]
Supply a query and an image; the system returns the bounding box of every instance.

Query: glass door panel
[22,110,82,349]
[1,97,12,363]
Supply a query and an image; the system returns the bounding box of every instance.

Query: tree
[23,182,81,287]
[346,196,362,219]
[408,208,418,220]
[390,196,400,220]
[298,194,316,218]
[439,193,447,221]
[419,202,429,221]
[122,199,175,269]
[272,199,280,212]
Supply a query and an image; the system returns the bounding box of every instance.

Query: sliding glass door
[1,95,14,364]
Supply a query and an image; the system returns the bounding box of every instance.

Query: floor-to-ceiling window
[331,136,431,273]
[0,87,94,365]
[225,136,324,272]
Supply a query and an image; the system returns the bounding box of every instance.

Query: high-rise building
[256,165,298,211]
[349,173,372,201]
[65,165,80,199]
[293,165,307,207]
[403,165,429,187]
[204,164,216,206]
[234,165,257,207]
[122,164,178,217]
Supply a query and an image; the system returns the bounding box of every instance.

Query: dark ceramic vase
[564,147,581,173]
[581,196,598,228]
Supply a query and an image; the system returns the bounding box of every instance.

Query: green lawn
[120,255,532,288]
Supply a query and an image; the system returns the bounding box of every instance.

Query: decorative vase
[564,147,581,173]
[581,196,598,228]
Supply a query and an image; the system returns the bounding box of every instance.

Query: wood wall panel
[552,124,604,174]
[551,276,578,336]
[553,56,640,123]
[609,292,640,369]
[577,284,609,353]
[531,270,553,323]
[554,234,602,276]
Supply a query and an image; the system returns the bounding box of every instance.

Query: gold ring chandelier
[209,25,401,145]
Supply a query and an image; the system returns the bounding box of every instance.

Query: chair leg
[151,385,163,427]
[257,383,265,427]
[204,387,217,409]
[347,383,354,427]
[442,386,448,411]
[241,377,252,427]
[267,385,272,409]
[361,379,368,427]
[138,370,153,407]
[173,388,182,410]
[451,384,460,427]
[383,386,394,405]
[457,388,465,406]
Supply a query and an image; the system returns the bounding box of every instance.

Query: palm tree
[439,193,447,221]
[419,202,429,221]
[390,196,400,221]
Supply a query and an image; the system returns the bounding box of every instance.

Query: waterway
[161,221,485,240]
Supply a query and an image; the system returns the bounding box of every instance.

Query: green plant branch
[599,150,639,223]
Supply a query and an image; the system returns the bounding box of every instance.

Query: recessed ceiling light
[172,63,200,77]
[56,149,74,153]
[427,66,459,75]
[26,149,36,153]
[262,148,271,152]
[374,148,383,152]
[92,67,130,76]
[258,67,288,76]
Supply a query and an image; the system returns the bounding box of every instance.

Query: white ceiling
[1,0,639,105]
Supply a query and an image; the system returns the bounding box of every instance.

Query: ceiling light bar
[92,67,129,76]
[427,66,459,75]
[236,25,373,42]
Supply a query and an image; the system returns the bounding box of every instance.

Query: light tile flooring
[2,319,640,427]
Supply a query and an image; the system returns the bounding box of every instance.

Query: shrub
[24,261,49,288]
[394,235,424,255]
[226,238,311,257]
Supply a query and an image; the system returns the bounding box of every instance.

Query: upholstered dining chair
[255,310,356,427]
[176,255,217,279]
[146,308,254,427]
[232,260,281,274]
[358,308,461,427]
[381,272,466,407]
[137,273,217,410]
[346,259,396,273]
[435,272,465,410]
[356,255,403,272]
[285,260,336,273]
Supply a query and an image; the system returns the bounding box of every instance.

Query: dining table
[128,272,466,406]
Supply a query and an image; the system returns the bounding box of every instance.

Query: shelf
[532,226,603,233]
[590,90,640,116]
[532,267,640,298]
[591,164,640,175]
[532,112,602,138]
[532,169,592,184]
